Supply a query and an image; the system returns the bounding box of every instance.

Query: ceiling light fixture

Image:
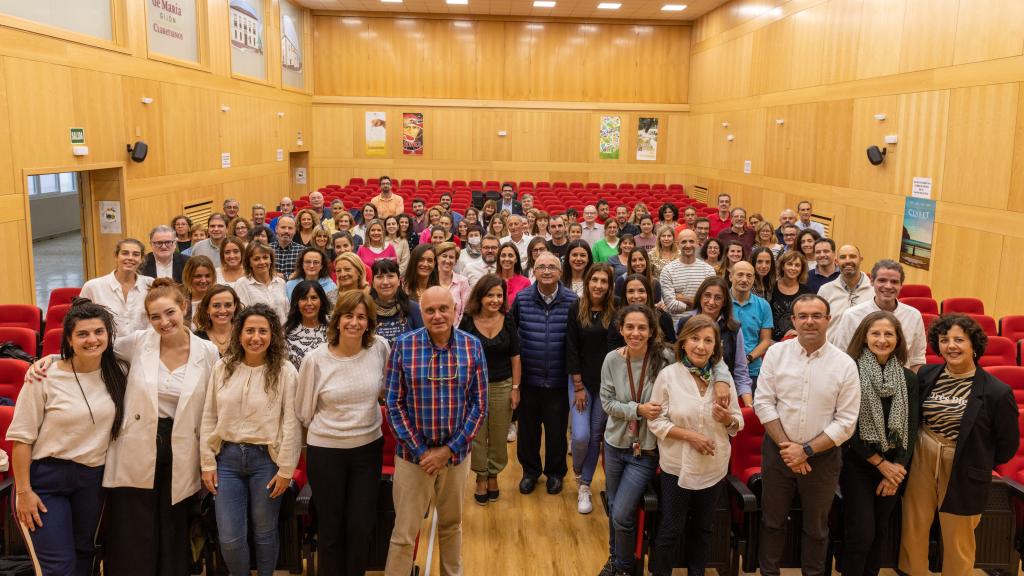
[447,0,469,4]
[597,2,621,8]
[382,0,403,3]
[661,4,686,10]
[534,1,556,6]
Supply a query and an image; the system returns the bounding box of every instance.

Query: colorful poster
[280,0,305,89]
[229,0,266,79]
[899,197,935,271]
[599,116,621,160]
[403,113,424,156]
[147,0,199,63]
[365,111,387,156]
[637,117,659,161]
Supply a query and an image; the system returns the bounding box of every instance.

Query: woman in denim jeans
[597,304,673,576]
[200,304,302,576]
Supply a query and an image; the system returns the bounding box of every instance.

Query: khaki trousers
[899,428,981,576]
[472,377,513,482]
[385,456,469,576]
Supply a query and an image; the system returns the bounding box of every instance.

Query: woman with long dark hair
[750,246,778,300]
[217,237,247,284]
[200,305,301,576]
[194,284,241,356]
[460,274,522,505]
[403,243,438,302]
[566,263,616,515]
[609,274,676,347]
[283,280,330,368]
[182,255,216,326]
[9,299,128,575]
[296,290,389,576]
[562,239,594,297]
[370,259,423,345]
[497,242,531,304]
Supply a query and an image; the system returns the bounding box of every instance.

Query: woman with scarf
[841,310,919,576]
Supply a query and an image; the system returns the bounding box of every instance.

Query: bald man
[730,260,774,398]
[660,229,716,321]
[775,208,797,243]
[817,244,874,325]
[384,286,488,576]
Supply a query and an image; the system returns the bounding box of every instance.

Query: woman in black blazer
[899,314,1020,576]
[839,311,920,576]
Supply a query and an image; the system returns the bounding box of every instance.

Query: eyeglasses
[794,313,827,321]
[534,265,560,272]
[152,241,175,247]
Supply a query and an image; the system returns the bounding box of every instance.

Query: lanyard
[625,352,650,405]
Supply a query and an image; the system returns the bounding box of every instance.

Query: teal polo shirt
[732,292,773,377]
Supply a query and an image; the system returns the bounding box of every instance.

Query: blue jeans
[214,443,283,576]
[569,385,607,485]
[604,445,658,572]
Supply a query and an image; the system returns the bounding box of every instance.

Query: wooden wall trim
[312,96,690,112]
[311,158,687,175]
[309,10,693,27]
[688,55,1024,113]
[128,161,291,199]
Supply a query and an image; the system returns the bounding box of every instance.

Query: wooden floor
[363,437,999,576]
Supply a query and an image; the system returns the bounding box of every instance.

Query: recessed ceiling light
[533,1,556,6]
[661,3,686,10]
[382,0,403,3]
[452,20,473,27]
[597,2,621,9]
[447,0,468,4]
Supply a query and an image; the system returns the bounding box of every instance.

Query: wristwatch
[802,443,814,458]
[746,354,754,363]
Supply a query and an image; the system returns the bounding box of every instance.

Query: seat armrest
[726,474,758,513]
[641,482,659,513]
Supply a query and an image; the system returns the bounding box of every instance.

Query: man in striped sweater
[659,228,716,323]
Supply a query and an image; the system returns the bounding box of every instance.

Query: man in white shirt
[462,235,500,289]
[828,259,927,371]
[580,205,604,246]
[140,225,189,282]
[795,200,827,237]
[499,215,533,259]
[754,294,860,576]
[818,244,874,325]
[189,213,228,267]
[659,229,716,321]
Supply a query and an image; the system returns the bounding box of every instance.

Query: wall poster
[365,112,387,156]
[280,0,304,89]
[637,117,659,161]
[229,0,266,80]
[147,0,199,63]
[0,0,112,40]
[899,197,935,271]
[599,116,621,160]
[403,113,424,156]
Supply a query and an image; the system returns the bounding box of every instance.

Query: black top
[770,283,813,341]
[176,240,191,253]
[565,300,612,393]
[459,314,521,383]
[847,367,920,467]
[547,239,570,262]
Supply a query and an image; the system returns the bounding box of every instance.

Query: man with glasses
[580,205,604,246]
[511,252,578,496]
[222,198,240,220]
[140,225,189,282]
[499,183,523,216]
[754,294,860,576]
[828,259,926,372]
[385,287,487,576]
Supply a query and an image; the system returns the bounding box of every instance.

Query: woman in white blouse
[231,242,288,320]
[647,314,743,576]
[101,278,220,574]
[296,290,390,576]
[200,304,301,576]
[7,300,127,575]
[79,238,153,336]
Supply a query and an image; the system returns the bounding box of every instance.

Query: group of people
[5,179,1020,576]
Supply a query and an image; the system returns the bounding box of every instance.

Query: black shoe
[546,476,563,494]
[473,492,488,506]
[487,489,500,501]
[519,476,538,494]
[597,556,616,576]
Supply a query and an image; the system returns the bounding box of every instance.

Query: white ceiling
[295,0,729,21]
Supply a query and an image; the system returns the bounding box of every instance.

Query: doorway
[27,171,88,312]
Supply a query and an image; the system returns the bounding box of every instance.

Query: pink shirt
[357,243,397,271]
[504,274,532,304]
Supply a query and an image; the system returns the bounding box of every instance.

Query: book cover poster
[900,197,935,271]
[365,111,387,156]
[599,115,621,159]
[403,113,424,156]
[637,117,658,161]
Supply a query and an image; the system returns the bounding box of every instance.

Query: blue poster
[900,197,935,271]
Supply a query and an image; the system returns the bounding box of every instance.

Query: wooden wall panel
[894,90,948,198]
[855,0,905,80]
[3,59,75,171]
[0,59,13,197]
[1009,86,1024,213]
[821,0,862,84]
[943,83,1018,209]
[764,103,817,182]
[953,0,1024,65]
[847,95,898,195]
[813,99,853,188]
[898,0,956,73]
[314,16,690,103]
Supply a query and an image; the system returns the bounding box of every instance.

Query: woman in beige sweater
[200,304,301,576]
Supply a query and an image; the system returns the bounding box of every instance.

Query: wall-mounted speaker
[127,141,148,163]
[866,145,886,166]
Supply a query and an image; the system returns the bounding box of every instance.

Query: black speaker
[127,141,148,163]
[866,145,886,166]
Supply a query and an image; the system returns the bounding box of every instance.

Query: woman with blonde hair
[383,215,411,275]
[647,224,680,278]
[331,252,369,301]
[294,208,321,248]
[357,219,398,272]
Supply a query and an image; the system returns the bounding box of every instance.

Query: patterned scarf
[681,355,712,383]
[856,349,910,454]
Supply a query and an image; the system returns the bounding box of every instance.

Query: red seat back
[0,406,13,478]
[986,366,1024,405]
[979,336,1018,367]
[898,284,932,298]
[968,314,999,336]
[0,305,41,334]
[730,407,764,484]
[380,405,397,475]
[41,329,63,357]
[899,297,938,316]
[47,287,82,309]
[942,297,984,315]
[1000,316,1024,343]
[0,359,28,404]
[44,304,71,333]
[0,327,37,359]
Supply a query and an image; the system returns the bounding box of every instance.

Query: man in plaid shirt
[384,286,488,576]
[271,215,303,277]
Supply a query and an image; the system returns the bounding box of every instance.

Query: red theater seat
[986,367,1024,405]
[899,297,938,316]
[969,314,999,336]
[0,305,41,334]
[0,359,28,404]
[898,284,933,298]
[942,297,984,315]
[47,287,81,309]
[0,327,37,359]
[979,336,1018,367]
[1000,316,1024,343]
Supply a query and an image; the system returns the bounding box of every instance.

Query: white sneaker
[506,422,517,443]
[577,484,593,514]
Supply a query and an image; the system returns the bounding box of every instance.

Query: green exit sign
[70,127,85,144]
